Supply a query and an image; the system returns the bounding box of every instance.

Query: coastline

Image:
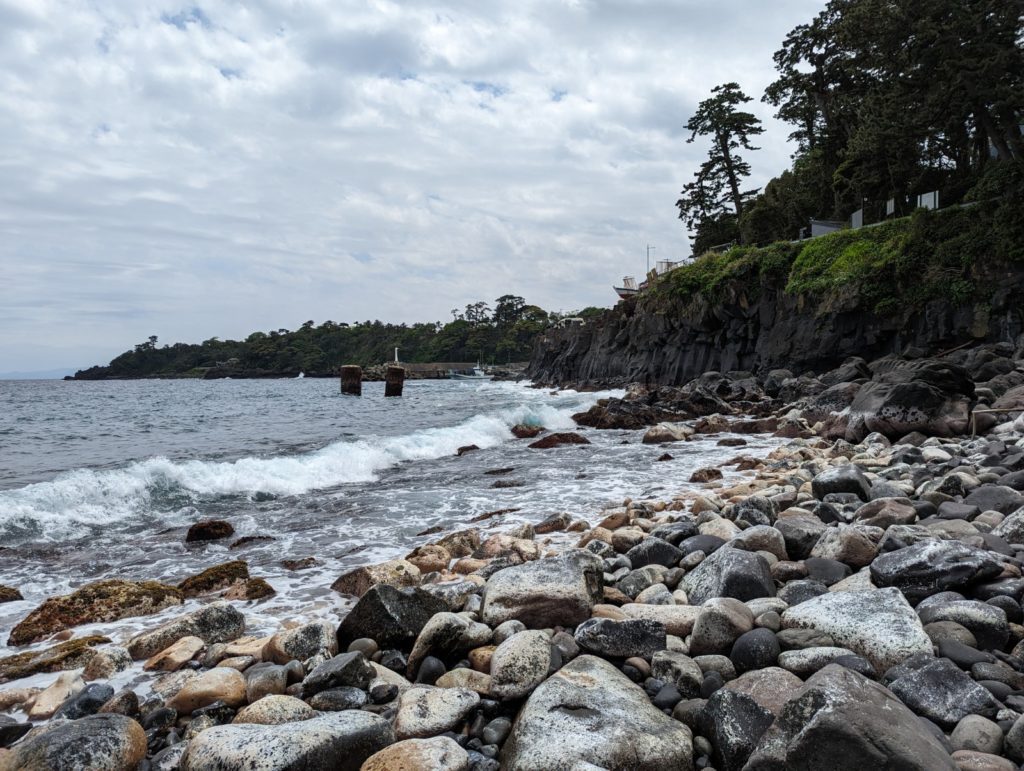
[3,362,1024,769]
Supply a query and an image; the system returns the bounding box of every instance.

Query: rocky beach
[4,343,1024,770]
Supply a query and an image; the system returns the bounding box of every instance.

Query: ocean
[0,377,776,681]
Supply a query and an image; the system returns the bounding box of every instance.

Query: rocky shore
[6,348,1024,770]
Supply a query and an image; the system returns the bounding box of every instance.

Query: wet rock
[746,664,956,770]
[642,423,693,444]
[53,682,114,720]
[527,432,591,449]
[331,559,421,598]
[186,519,235,542]
[82,645,131,681]
[781,588,931,673]
[267,620,337,665]
[223,577,275,600]
[0,635,110,682]
[501,655,693,771]
[489,630,552,699]
[481,550,602,628]
[9,579,183,646]
[393,686,480,739]
[302,651,375,696]
[1,714,146,770]
[511,424,544,439]
[681,546,775,605]
[29,671,85,719]
[405,544,452,573]
[233,694,315,725]
[167,667,246,714]
[336,585,447,650]
[362,736,470,771]
[0,585,23,604]
[180,710,394,770]
[177,561,250,597]
[626,537,684,568]
[888,657,1000,728]
[127,601,246,659]
[574,617,666,659]
[869,540,1004,602]
[0,718,31,748]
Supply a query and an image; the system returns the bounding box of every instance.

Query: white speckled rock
[780,588,932,672]
[501,655,693,771]
[266,620,337,665]
[233,695,315,725]
[181,710,394,771]
[361,736,469,771]
[481,551,603,628]
[392,686,480,740]
[489,630,552,699]
[777,647,859,677]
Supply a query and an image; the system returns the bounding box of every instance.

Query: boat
[451,366,491,380]
[614,275,639,300]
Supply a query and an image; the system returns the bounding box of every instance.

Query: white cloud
[0,0,825,370]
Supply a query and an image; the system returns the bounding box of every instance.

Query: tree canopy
[73,296,577,379]
[679,0,1024,252]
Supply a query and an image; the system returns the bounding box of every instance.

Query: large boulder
[501,655,693,771]
[838,359,974,442]
[336,585,447,649]
[126,602,245,659]
[869,540,1004,602]
[780,588,932,673]
[745,664,956,770]
[0,713,146,770]
[9,580,182,646]
[681,546,775,605]
[481,550,602,628]
[180,710,394,771]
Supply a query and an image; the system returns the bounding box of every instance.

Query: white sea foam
[0,385,617,539]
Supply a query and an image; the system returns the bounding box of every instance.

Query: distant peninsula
[69,296,603,380]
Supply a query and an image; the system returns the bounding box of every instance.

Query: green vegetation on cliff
[659,178,1024,315]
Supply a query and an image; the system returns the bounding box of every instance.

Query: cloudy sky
[0,0,823,373]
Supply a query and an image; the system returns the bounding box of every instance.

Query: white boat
[451,366,491,380]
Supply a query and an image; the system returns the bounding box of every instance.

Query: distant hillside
[72,296,604,380]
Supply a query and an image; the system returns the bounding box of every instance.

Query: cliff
[528,201,1024,387]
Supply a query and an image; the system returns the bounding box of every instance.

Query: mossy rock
[8,580,183,647]
[177,561,250,598]
[223,578,276,601]
[0,635,110,683]
[0,585,23,603]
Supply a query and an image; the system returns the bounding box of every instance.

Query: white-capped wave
[0,387,615,540]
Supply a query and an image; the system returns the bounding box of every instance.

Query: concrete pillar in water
[340,365,362,396]
[384,365,405,397]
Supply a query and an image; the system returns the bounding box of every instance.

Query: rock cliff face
[528,266,1024,387]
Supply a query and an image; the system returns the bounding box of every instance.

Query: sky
[0,0,825,373]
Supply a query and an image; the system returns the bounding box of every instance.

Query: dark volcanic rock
[745,664,956,770]
[336,585,447,649]
[53,683,115,720]
[573,617,666,659]
[699,688,775,771]
[626,537,684,569]
[887,657,1000,728]
[682,546,775,605]
[811,465,872,502]
[527,432,591,449]
[302,652,375,696]
[869,540,1004,602]
[186,519,235,542]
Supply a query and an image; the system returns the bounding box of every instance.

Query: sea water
[0,377,777,690]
